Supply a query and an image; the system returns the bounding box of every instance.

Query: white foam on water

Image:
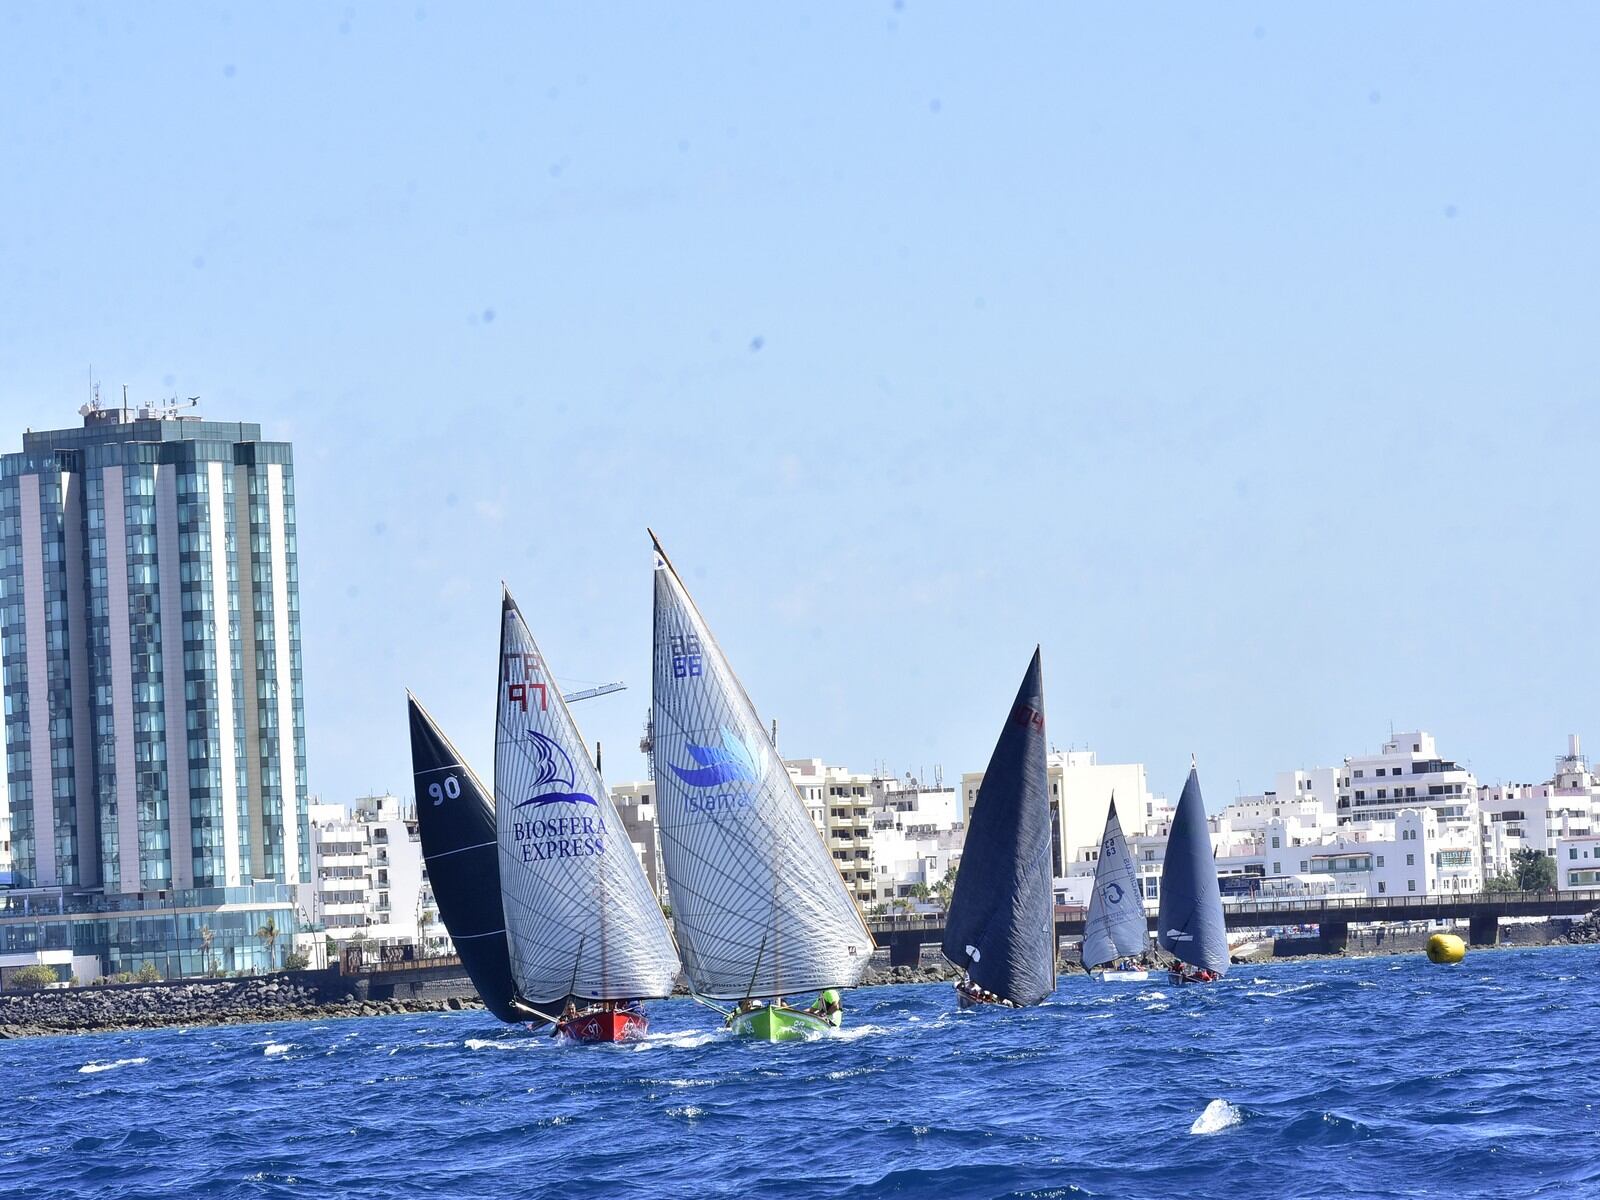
[632,1028,722,1052]
[1190,1099,1242,1136]
[666,1105,704,1120]
[825,1066,879,1080]
[465,1037,540,1052]
[1136,990,1167,1001]
[78,1057,148,1075]
[1145,1003,1169,1013]
[648,1077,715,1089]
[264,1043,294,1057]
[1085,1013,1113,1021]
[828,1023,888,1042]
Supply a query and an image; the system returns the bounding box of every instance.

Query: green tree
[1511,849,1557,892]
[907,882,931,901]
[283,949,312,971]
[935,866,958,909]
[136,961,162,983]
[418,908,436,956]
[7,964,58,990]
[198,925,215,975]
[1484,872,1518,894]
[257,916,281,970]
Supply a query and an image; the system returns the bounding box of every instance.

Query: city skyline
[2,6,1597,812]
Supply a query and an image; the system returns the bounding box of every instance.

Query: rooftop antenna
[121,384,129,422]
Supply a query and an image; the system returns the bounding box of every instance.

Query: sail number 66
[670,634,703,679]
[428,776,462,806]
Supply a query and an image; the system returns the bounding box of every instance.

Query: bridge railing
[864,889,1597,935]
[1219,888,1594,914]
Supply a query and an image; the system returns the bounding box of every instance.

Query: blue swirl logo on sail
[667,726,765,789]
[512,730,597,809]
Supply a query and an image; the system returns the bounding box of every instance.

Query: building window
[1408,880,1416,892]
[1377,855,1385,867]
[1571,849,1579,860]
[1406,853,1414,866]
[1378,881,1386,893]
[1271,836,1280,849]
[1354,770,1364,778]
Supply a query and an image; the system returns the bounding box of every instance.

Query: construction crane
[562,681,626,704]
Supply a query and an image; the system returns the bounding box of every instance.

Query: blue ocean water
[3,944,1598,1200]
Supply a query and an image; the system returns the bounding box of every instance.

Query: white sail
[650,535,873,1000]
[1080,797,1148,969]
[494,590,681,1005]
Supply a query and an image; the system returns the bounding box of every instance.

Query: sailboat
[493,588,682,1041]
[1080,795,1150,982]
[407,694,521,1022]
[1157,764,1229,986]
[942,648,1057,1009]
[649,532,873,1041]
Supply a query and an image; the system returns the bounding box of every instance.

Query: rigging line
[423,839,497,862]
[743,930,768,1003]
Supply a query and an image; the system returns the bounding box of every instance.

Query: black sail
[407,693,520,1023]
[941,648,1057,1006]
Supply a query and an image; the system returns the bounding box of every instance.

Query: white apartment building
[963,749,1161,881]
[785,759,875,905]
[298,795,438,953]
[610,781,668,906]
[1339,731,1478,825]
[866,774,964,901]
[1478,736,1597,875]
[1555,833,1600,892]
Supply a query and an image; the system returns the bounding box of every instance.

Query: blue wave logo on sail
[512,730,598,809]
[667,727,765,788]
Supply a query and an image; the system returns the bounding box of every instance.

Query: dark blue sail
[941,648,1057,1006]
[1156,766,1229,975]
[407,693,521,1023]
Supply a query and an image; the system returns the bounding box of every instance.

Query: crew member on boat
[807,989,843,1026]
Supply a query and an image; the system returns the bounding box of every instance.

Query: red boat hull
[557,1009,649,1043]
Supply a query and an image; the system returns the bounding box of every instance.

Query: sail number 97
[428,775,462,806]
[670,634,703,679]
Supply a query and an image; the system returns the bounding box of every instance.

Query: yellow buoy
[1426,933,1466,964]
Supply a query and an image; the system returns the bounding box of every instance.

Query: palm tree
[256,916,280,972]
[198,925,215,975]
[418,908,435,958]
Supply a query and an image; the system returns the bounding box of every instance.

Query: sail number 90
[670,634,703,679]
[428,776,462,806]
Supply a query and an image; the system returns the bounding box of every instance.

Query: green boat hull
[727,1004,839,1042]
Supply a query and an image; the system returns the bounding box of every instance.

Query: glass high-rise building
[0,401,308,900]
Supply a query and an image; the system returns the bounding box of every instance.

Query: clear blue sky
[2,5,1596,809]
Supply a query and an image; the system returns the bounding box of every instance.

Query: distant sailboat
[1157,764,1229,985]
[406,694,520,1022]
[1080,796,1150,982]
[494,588,681,1041]
[649,532,873,1041]
[942,648,1057,1009]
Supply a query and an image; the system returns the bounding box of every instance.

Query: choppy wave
[9,945,1600,1200]
[76,1057,148,1075]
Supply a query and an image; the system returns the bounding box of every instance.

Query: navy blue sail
[941,648,1057,1006]
[407,693,520,1022]
[1156,766,1229,975]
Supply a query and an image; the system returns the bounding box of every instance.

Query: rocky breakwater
[1560,909,1600,945]
[0,974,486,1040]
